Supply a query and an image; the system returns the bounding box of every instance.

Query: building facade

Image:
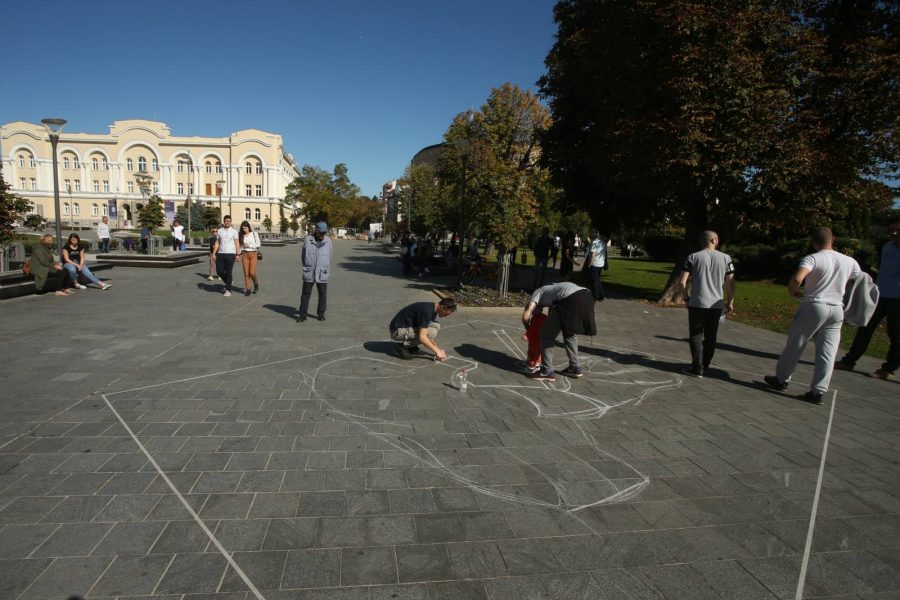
[0,119,301,230]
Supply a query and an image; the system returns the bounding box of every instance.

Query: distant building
[411,143,443,169]
[0,119,301,229]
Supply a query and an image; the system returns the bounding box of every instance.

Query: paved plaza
[0,241,898,600]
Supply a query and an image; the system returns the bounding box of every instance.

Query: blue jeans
[100,238,110,253]
[63,263,102,287]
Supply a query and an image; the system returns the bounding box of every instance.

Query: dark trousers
[688,306,723,370]
[300,281,327,317]
[588,265,605,300]
[216,253,236,291]
[100,238,110,253]
[842,297,900,373]
[533,257,548,289]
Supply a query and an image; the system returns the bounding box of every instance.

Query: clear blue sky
[0,0,557,198]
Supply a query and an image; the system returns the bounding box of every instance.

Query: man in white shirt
[765,227,861,404]
[212,215,240,297]
[97,216,111,254]
[586,230,608,302]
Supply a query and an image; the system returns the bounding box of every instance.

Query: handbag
[257,250,263,260]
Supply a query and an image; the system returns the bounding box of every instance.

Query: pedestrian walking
[206,227,219,281]
[212,215,240,297]
[297,221,332,322]
[765,227,861,404]
[533,227,552,290]
[239,220,261,296]
[140,226,150,254]
[390,297,458,360]
[586,229,609,301]
[522,282,597,381]
[674,230,735,377]
[97,216,111,253]
[549,233,560,269]
[835,220,899,381]
[171,219,185,252]
[61,233,111,290]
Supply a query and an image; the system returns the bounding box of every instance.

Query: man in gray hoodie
[297,221,332,323]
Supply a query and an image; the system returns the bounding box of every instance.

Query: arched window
[102,158,108,170]
[138,156,147,171]
[29,155,35,167]
[92,204,99,216]
[73,203,80,216]
[92,158,99,170]
[244,208,251,220]
[254,208,261,220]
[126,158,134,171]
[63,202,70,215]
[63,157,70,169]
[17,155,24,167]
[205,161,212,173]
[73,158,80,169]
[152,159,159,171]
[102,203,108,216]
[178,161,184,173]
[215,162,222,173]
[245,162,252,174]
[93,181,99,193]
[255,162,263,174]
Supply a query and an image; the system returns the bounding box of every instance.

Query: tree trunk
[657,196,708,306]
[497,253,511,299]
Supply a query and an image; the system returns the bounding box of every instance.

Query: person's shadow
[454,343,521,371]
[196,282,223,294]
[653,334,812,366]
[263,304,298,319]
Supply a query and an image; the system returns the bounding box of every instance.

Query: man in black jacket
[532,227,552,290]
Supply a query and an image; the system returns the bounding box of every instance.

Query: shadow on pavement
[196,282,225,294]
[363,341,398,357]
[455,342,521,372]
[654,334,812,366]
[263,304,297,319]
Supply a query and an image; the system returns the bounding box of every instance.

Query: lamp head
[41,118,67,136]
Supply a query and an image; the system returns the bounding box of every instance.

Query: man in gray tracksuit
[297,221,332,323]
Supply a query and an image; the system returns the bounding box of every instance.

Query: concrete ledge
[93,251,204,269]
[0,261,113,300]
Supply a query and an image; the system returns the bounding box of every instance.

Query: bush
[643,234,682,261]
[724,244,777,277]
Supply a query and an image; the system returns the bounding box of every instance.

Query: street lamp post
[185,155,193,243]
[453,138,472,286]
[134,170,155,255]
[216,179,226,223]
[41,118,67,257]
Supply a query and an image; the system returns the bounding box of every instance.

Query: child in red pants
[521,308,547,373]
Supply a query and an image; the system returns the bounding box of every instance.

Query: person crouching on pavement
[390,297,457,361]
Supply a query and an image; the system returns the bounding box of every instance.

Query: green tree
[138,195,165,231]
[0,169,32,248]
[175,202,207,231]
[289,217,299,235]
[202,203,221,229]
[285,163,361,227]
[279,216,290,233]
[23,214,46,230]
[262,216,273,232]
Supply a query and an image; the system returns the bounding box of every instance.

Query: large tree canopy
[286,163,362,228]
[539,0,898,255]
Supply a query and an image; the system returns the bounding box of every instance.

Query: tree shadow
[263,304,298,318]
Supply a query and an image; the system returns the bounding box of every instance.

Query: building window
[254,208,261,220]
[30,178,36,190]
[63,157,70,169]
[127,158,133,171]
[177,161,184,173]
[92,158,99,170]
[177,183,184,194]
[103,181,110,193]
[205,161,212,173]
[92,203,99,216]
[245,184,252,196]
[73,158,80,169]
[246,162,252,174]
[245,208,251,220]
[65,179,71,192]
[152,159,159,172]
[73,203,80,216]
[74,180,81,192]
[188,183,194,195]
[138,156,147,171]
[102,158,109,170]
[93,181,100,193]
[215,162,222,173]
[152,183,158,193]
[102,203,108,216]
[63,202,70,215]
[255,163,263,174]
[18,156,24,167]
[127,181,134,193]
[29,156,35,167]
[255,185,262,197]
[19,177,26,189]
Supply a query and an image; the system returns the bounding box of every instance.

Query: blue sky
[0,0,557,197]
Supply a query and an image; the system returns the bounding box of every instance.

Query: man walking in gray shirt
[297,221,332,322]
[675,231,735,377]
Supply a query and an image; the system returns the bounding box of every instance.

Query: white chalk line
[99,392,266,600]
[794,389,839,600]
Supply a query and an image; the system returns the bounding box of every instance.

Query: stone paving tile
[1,241,898,598]
[18,555,113,599]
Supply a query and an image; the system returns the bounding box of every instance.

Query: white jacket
[843,272,879,327]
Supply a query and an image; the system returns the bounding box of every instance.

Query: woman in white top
[239,220,261,295]
[171,219,185,251]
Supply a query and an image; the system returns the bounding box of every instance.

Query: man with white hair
[297,221,332,323]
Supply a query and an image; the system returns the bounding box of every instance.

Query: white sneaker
[223,290,231,297]
[207,275,214,281]
[100,283,111,290]
[75,283,87,290]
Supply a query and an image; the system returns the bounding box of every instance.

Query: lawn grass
[602,257,889,360]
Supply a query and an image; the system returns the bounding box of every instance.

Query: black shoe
[764,375,788,391]
[833,360,853,372]
[559,366,584,378]
[682,366,704,378]
[318,315,326,321]
[395,343,414,360]
[245,290,251,296]
[799,391,824,405]
[253,284,259,295]
[527,370,557,382]
[296,314,307,323]
[408,345,421,354]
